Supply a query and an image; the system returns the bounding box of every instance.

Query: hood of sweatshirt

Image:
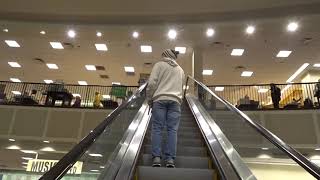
[163,57,178,67]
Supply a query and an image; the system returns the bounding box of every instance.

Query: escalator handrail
[40,83,148,180]
[187,75,320,179]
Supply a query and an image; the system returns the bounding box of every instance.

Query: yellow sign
[26,159,83,175]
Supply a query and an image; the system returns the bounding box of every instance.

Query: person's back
[147,49,185,168]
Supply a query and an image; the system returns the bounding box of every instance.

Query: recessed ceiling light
[9,138,16,142]
[140,45,152,53]
[67,30,76,38]
[40,147,55,152]
[5,40,20,47]
[231,49,245,56]
[85,65,96,71]
[96,32,102,37]
[50,42,64,49]
[132,31,139,38]
[95,44,108,51]
[313,64,320,68]
[175,47,186,54]
[168,29,177,39]
[78,81,88,86]
[21,150,37,154]
[10,78,21,83]
[246,26,255,34]
[12,91,21,95]
[89,153,103,157]
[202,70,213,75]
[44,80,53,84]
[72,94,81,97]
[206,28,215,37]
[258,89,269,93]
[286,63,309,83]
[40,31,46,35]
[215,87,224,91]
[22,157,33,160]
[112,82,121,85]
[241,71,253,77]
[277,50,292,58]
[3,29,8,32]
[287,22,299,32]
[46,63,59,69]
[43,140,50,143]
[8,62,21,68]
[6,145,21,150]
[124,66,135,73]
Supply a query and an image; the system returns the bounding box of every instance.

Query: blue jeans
[151,100,181,160]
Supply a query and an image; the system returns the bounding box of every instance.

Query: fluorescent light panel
[175,47,186,54]
[21,150,37,154]
[231,49,244,56]
[215,87,224,91]
[85,65,96,71]
[241,71,253,77]
[12,91,21,95]
[202,70,213,75]
[5,40,20,47]
[46,63,58,69]
[8,62,21,68]
[124,66,135,73]
[102,95,111,99]
[22,157,33,160]
[9,139,16,142]
[313,64,320,68]
[95,44,108,51]
[89,153,103,157]
[6,145,21,150]
[286,63,309,83]
[277,50,292,58]
[10,78,21,82]
[112,82,121,85]
[50,42,64,49]
[78,81,88,85]
[44,80,53,84]
[40,147,55,152]
[43,140,50,143]
[140,45,152,53]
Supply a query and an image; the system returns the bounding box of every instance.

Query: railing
[207,82,320,110]
[0,81,138,109]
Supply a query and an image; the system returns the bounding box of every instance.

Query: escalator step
[144,137,204,147]
[144,145,207,157]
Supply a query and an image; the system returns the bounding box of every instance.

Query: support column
[192,47,203,82]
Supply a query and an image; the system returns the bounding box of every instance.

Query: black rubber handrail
[39,83,147,180]
[187,75,320,179]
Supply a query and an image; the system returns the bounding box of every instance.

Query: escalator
[39,76,320,180]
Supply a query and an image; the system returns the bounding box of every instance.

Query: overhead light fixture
[78,81,88,86]
[261,147,269,150]
[100,166,105,169]
[140,45,152,53]
[102,95,111,99]
[40,31,46,35]
[3,29,8,32]
[44,80,53,84]
[43,140,50,143]
[12,91,21,95]
[95,44,108,51]
[21,150,37,154]
[8,62,21,68]
[277,50,292,58]
[72,94,81,97]
[96,32,102,37]
[67,30,76,38]
[10,78,21,83]
[287,22,299,32]
[22,162,28,165]
[206,28,215,37]
[112,82,121,85]
[241,71,253,77]
[5,40,20,47]
[231,49,245,56]
[40,147,55,152]
[313,64,320,68]
[215,87,224,92]
[91,170,99,172]
[202,70,213,75]
[175,47,186,54]
[22,157,33,160]
[9,138,16,142]
[258,89,269,93]
[286,63,309,83]
[6,145,21,150]
[257,154,272,159]
[50,42,64,49]
[132,31,139,38]
[89,153,103,157]
[246,26,255,34]
[46,63,59,69]
[168,29,177,39]
[315,148,320,151]
[85,65,96,71]
[124,66,135,73]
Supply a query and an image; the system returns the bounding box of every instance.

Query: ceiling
[0,2,320,86]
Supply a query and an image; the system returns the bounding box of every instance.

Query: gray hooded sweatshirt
[146,57,185,104]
